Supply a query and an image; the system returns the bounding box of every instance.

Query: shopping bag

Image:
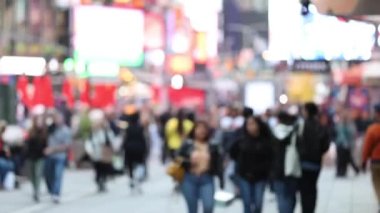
[284,126,302,177]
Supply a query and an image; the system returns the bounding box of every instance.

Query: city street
[0,161,377,213]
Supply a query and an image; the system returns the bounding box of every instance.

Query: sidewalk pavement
[0,162,377,213]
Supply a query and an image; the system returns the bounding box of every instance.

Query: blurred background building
[0,0,380,122]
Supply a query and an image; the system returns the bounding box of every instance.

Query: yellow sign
[287,73,315,103]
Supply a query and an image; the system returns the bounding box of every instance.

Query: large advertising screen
[268,0,376,61]
[73,6,144,72]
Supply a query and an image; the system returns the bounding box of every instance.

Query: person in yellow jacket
[165,109,194,160]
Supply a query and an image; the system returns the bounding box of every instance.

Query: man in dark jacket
[298,103,330,213]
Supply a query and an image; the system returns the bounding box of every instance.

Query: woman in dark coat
[230,116,274,213]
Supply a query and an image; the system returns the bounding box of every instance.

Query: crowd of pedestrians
[0,112,72,203]
[0,101,379,213]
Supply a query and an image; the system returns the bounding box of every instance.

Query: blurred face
[362,111,370,120]
[54,114,64,125]
[320,115,328,126]
[33,116,44,128]
[246,117,259,136]
[339,111,351,123]
[302,107,308,118]
[194,123,208,142]
[93,120,105,130]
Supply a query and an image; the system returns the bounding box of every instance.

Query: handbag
[101,130,114,163]
[166,158,185,182]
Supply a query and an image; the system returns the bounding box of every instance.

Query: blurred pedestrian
[76,107,92,167]
[362,104,380,212]
[122,112,148,191]
[105,109,121,137]
[58,100,72,128]
[9,130,26,189]
[25,115,48,202]
[335,110,359,177]
[187,111,196,124]
[159,110,172,164]
[0,121,14,188]
[178,121,224,213]
[263,109,278,130]
[319,111,335,142]
[44,113,72,203]
[230,116,273,213]
[355,111,372,136]
[298,103,330,213]
[85,120,115,192]
[165,109,193,160]
[272,112,299,213]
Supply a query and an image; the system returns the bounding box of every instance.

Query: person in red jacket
[362,104,380,210]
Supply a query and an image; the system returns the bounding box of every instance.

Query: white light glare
[279,94,288,104]
[48,58,59,73]
[171,74,184,90]
[0,56,46,76]
[146,50,165,67]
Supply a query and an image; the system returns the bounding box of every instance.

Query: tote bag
[284,123,303,178]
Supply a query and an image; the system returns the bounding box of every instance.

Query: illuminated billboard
[73,5,144,75]
[268,0,376,61]
[144,13,165,50]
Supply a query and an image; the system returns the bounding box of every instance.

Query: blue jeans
[0,158,14,185]
[181,173,215,213]
[239,177,267,213]
[44,157,66,196]
[273,178,298,213]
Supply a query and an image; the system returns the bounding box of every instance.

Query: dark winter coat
[230,135,274,183]
[123,124,148,164]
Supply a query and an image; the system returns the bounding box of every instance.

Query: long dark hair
[244,116,272,139]
[30,116,48,137]
[176,109,186,135]
[189,120,212,142]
